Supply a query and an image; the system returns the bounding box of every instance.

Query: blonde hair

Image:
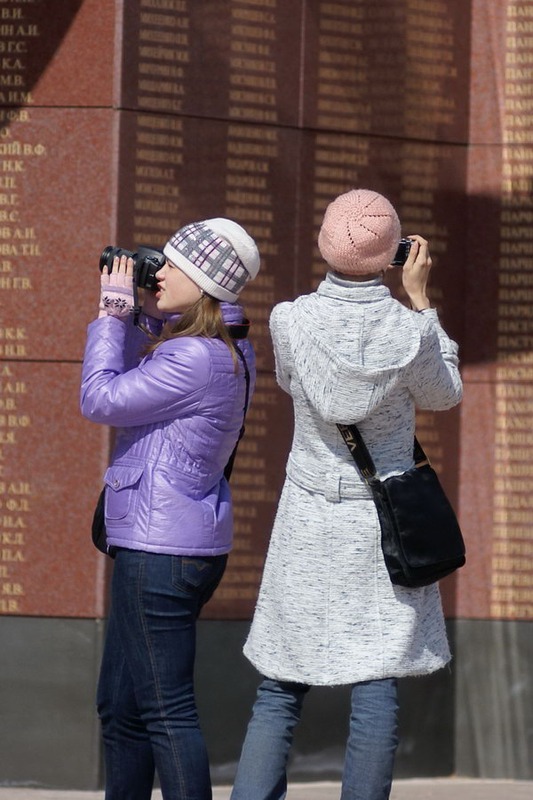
[144,295,240,368]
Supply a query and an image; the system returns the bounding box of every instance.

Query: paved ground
[0,780,532,799]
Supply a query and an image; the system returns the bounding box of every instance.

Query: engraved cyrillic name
[0,0,39,108]
[133,114,183,240]
[136,0,189,112]
[311,132,369,284]
[225,122,278,367]
[128,3,190,241]
[403,0,459,137]
[229,0,279,123]
[398,140,455,312]
[316,2,369,132]
[0,364,30,614]
[0,1,42,330]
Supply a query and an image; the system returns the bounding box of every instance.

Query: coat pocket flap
[104,464,144,492]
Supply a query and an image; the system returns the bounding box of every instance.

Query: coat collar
[316,271,392,303]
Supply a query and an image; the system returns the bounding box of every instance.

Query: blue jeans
[97,549,227,800]
[231,677,399,800]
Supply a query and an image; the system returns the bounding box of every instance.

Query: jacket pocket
[104,465,144,521]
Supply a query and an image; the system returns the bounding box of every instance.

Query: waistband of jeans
[286,454,371,503]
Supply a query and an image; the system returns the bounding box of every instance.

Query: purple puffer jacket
[80,303,256,555]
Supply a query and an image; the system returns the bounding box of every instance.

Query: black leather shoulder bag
[337,423,466,588]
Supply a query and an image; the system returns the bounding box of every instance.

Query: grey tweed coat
[243,272,463,686]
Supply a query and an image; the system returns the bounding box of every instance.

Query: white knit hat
[163,218,260,302]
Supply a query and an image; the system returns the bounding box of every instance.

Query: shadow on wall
[2,2,82,110]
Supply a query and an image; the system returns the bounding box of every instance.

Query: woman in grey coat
[231,189,463,800]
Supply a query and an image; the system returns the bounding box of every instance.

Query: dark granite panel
[296,132,469,343]
[301,0,470,143]
[115,111,301,370]
[120,0,302,127]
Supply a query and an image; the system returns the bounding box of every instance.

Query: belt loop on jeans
[324,472,341,503]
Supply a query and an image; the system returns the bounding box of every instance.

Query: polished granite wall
[0,0,531,787]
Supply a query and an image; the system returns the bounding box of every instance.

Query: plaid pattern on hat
[163,219,259,302]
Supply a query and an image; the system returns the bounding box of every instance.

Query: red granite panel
[0,108,116,362]
[120,0,302,127]
[450,380,496,619]
[3,0,115,108]
[469,0,507,146]
[462,19,533,622]
[0,360,108,618]
[454,376,533,621]
[301,0,470,143]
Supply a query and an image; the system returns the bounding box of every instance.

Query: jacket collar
[163,301,245,327]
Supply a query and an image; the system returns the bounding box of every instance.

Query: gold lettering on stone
[0,361,30,614]
[490,10,533,622]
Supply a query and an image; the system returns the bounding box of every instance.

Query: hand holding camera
[98,245,165,320]
[98,253,136,319]
[397,234,432,312]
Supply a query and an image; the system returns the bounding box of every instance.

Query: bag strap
[337,423,430,483]
[337,423,377,482]
[226,319,250,340]
[412,436,430,468]
[224,342,250,481]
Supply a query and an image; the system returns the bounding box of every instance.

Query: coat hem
[243,648,451,687]
[106,539,232,556]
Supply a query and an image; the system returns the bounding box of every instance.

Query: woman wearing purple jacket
[80,219,260,800]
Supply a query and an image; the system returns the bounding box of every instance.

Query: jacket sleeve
[403,310,463,410]
[80,316,209,427]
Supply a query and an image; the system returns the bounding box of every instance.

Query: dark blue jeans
[97,549,227,800]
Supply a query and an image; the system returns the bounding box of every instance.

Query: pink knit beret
[317,189,401,275]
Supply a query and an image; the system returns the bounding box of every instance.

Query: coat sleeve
[80,316,209,427]
[269,303,293,394]
[403,310,463,410]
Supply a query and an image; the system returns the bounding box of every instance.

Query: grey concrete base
[0,617,531,789]
[454,619,533,779]
[0,617,105,789]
